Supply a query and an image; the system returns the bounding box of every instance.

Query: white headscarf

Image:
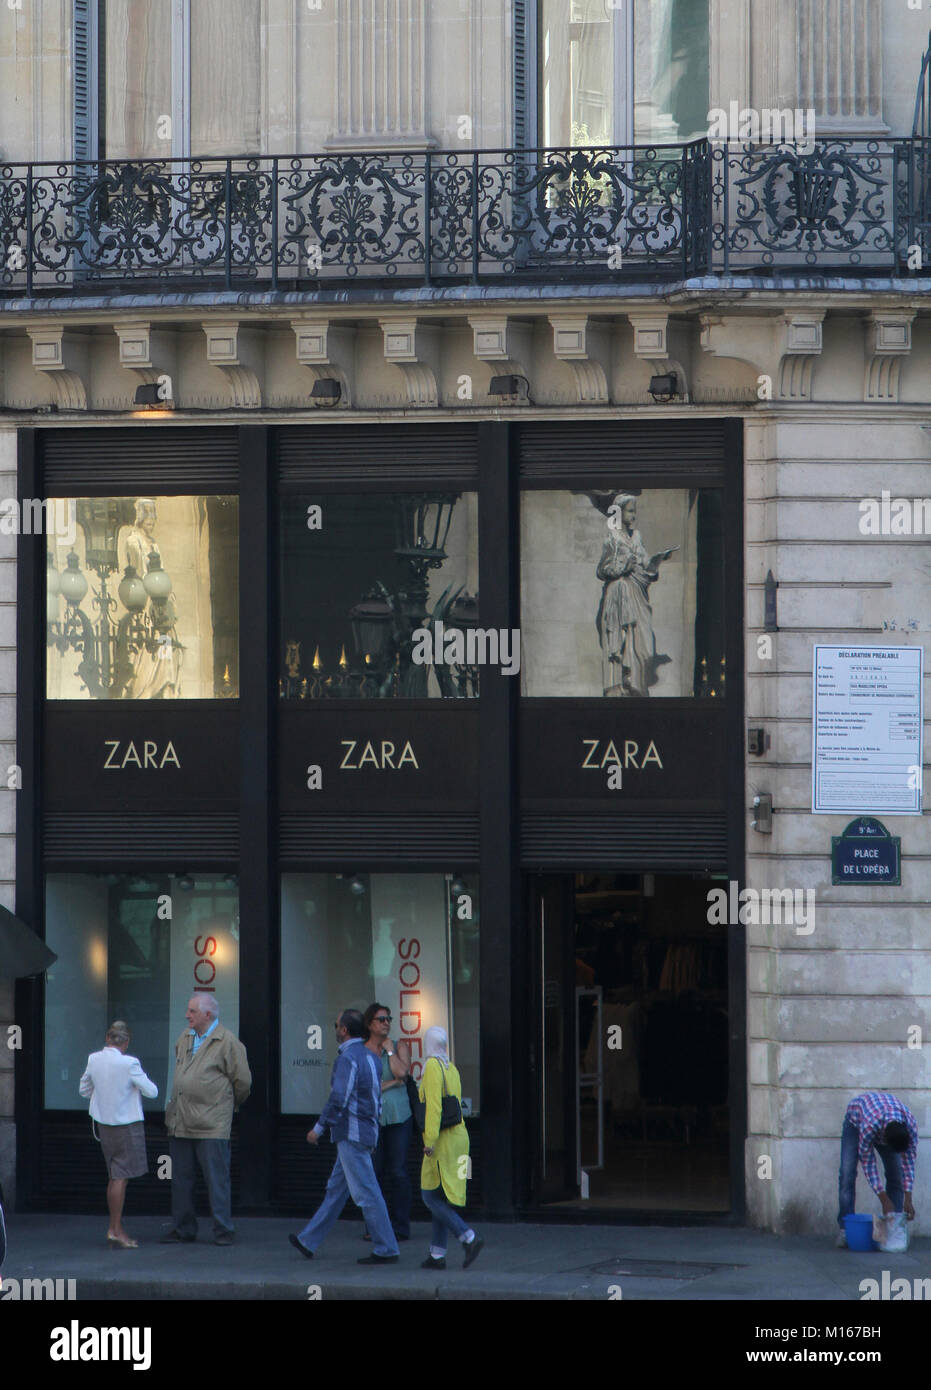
[423,1026,449,1066]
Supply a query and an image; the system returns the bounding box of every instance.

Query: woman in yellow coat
[419,1026,484,1270]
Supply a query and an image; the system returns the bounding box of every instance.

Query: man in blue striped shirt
[289,1009,400,1263]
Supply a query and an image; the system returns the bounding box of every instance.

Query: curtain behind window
[104,0,172,160]
[191,0,261,156]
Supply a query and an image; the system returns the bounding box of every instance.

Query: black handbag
[407,1057,462,1133]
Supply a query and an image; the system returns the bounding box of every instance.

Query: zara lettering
[581,738,663,770]
[339,739,419,770]
[103,739,181,770]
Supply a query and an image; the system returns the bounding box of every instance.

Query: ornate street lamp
[393,493,460,697]
[446,589,480,697]
[47,500,178,699]
[349,586,398,697]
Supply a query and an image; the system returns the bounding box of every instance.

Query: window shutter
[73,0,97,161]
[513,0,536,149]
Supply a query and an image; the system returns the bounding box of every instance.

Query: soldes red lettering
[398,938,420,961]
[193,936,217,957]
[399,961,420,987]
[194,959,216,986]
[400,1011,422,1034]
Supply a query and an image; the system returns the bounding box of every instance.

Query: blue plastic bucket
[844,1214,877,1251]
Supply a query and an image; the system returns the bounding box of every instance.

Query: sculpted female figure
[595,494,676,697]
[118,499,182,699]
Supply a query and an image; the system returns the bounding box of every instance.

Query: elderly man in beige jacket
[162,993,251,1246]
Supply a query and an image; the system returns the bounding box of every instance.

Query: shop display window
[44,872,240,1108]
[280,493,479,699]
[46,495,239,700]
[520,487,724,697]
[280,872,480,1114]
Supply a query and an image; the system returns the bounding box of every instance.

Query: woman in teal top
[363,1002,413,1240]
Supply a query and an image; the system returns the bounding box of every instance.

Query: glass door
[528,874,577,1204]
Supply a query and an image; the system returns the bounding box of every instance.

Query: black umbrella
[0,905,57,977]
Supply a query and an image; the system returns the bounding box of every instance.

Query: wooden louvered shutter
[513,0,537,149]
[73,0,98,161]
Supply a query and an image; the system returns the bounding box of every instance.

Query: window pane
[281,872,480,1116]
[540,0,615,146]
[191,0,262,156]
[280,494,478,699]
[634,0,710,144]
[539,0,711,147]
[46,496,238,700]
[104,0,173,160]
[45,872,240,1108]
[520,488,725,697]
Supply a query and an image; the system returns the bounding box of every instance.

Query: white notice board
[812,646,923,815]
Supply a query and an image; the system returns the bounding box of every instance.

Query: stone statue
[118,498,182,699]
[595,493,676,697]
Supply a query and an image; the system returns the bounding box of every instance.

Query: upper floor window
[280,493,479,701]
[46,494,239,701]
[537,0,710,147]
[75,0,262,161]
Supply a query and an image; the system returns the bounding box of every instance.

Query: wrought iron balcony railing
[0,139,928,295]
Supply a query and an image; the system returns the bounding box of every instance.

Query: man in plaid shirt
[837,1091,917,1245]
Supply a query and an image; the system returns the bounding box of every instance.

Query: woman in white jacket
[79,1021,158,1248]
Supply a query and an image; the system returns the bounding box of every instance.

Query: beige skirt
[98,1121,148,1180]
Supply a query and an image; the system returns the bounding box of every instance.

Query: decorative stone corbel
[379,317,439,407]
[201,320,262,408]
[863,311,915,404]
[548,315,610,405]
[627,312,690,402]
[468,315,532,401]
[292,317,354,407]
[114,321,175,404]
[26,325,87,409]
[777,311,824,402]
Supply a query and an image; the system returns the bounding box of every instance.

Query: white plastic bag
[879,1211,909,1253]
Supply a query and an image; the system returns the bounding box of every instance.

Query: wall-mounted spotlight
[310,377,342,405]
[134,383,162,407]
[751,793,773,834]
[648,372,678,403]
[177,874,195,892]
[488,374,532,403]
[348,874,366,896]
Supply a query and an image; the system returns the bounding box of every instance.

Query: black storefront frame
[14,418,743,1227]
[16,426,250,1213]
[511,419,747,1225]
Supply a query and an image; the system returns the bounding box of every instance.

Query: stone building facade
[0,1,928,1230]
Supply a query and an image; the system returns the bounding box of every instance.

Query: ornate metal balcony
[0,139,926,296]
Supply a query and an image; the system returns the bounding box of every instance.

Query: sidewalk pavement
[2,1213,929,1300]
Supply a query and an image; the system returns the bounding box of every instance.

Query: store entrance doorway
[529,872,730,1214]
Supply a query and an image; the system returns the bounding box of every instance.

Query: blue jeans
[170,1137,233,1238]
[838,1118,904,1226]
[421,1184,470,1253]
[373,1118,412,1238]
[298,1140,399,1257]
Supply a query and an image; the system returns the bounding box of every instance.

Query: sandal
[107,1233,139,1248]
